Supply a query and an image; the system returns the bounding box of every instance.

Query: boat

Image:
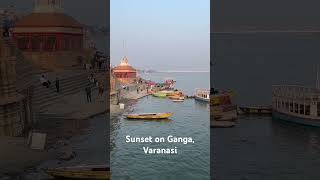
[272,85,320,127]
[172,99,184,102]
[168,95,184,100]
[238,106,272,115]
[194,89,210,102]
[152,92,167,98]
[210,90,237,121]
[159,90,174,94]
[126,112,173,119]
[45,165,110,179]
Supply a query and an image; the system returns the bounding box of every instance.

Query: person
[99,84,104,97]
[85,86,92,103]
[55,77,60,93]
[40,74,51,88]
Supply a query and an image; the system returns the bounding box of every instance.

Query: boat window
[282,101,285,109]
[318,102,320,116]
[299,104,304,115]
[294,103,299,113]
[290,102,293,112]
[285,102,289,111]
[305,105,310,115]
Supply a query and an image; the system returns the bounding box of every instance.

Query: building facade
[12,0,88,70]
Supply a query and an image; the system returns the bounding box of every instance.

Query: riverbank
[0,87,109,179]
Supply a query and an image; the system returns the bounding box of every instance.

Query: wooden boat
[126,112,173,119]
[159,90,174,94]
[172,99,184,102]
[152,92,167,98]
[167,91,183,96]
[168,95,184,100]
[45,165,110,179]
[194,89,210,102]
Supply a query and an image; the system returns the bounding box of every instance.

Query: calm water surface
[212,33,320,180]
[111,72,210,180]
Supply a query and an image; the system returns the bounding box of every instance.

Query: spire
[34,0,64,13]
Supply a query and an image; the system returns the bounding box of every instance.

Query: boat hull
[194,95,209,102]
[152,93,167,98]
[46,166,110,179]
[127,113,173,119]
[272,111,320,127]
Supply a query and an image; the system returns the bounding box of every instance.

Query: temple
[112,56,137,84]
[13,0,83,51]
[12,0,88,70]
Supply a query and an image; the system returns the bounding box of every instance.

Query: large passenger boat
[272,85,320,127]
[194,89,210,102]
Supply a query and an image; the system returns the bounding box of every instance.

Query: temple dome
[112,56,136,72]
[15,13,83,28]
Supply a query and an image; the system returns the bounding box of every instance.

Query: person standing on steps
[85,86,92,103]
[55,77,60,93]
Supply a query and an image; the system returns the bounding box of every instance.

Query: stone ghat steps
[33,73,89,100]
[35,113,66,122]
[33,72,91,114]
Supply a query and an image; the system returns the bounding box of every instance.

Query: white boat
[194,89,210,102]
[272,85,320,127]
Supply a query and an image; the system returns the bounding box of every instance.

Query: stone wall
[0,34,34,136]
[0,37,22,136]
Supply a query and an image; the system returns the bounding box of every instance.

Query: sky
[111,0,210,71]
[213,0,320,32]
[0,0,108,27]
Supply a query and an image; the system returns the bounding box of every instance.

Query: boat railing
[272,85,320,99]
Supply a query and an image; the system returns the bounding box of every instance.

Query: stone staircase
[33,71,91,115]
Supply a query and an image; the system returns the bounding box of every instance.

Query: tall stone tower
[34,0,64,13]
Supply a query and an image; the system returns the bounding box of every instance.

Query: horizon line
[212,30,320,34]
[151,70,210,73]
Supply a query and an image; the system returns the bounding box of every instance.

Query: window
[294,103,299,113]
[305,105,310,116]
[290,103,293,112]
[285,102,289,111]
[318,102,320,117]
[299,104,304,115]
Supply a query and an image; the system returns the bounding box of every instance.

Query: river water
[111,72,210,180]
[212,32,320,180]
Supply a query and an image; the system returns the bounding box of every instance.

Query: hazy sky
[0,0,108,27]
[213,0,320,31]
[111,0,210,71]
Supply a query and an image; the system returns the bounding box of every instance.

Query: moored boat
[168,95,184,100]
[272,85,320,127]
[126,112,173,119]
[152,92,167,98]
[45,165,110,179]
[210,89,237,121]
[238,106,272,115]
[194,89,210,102]
[172,99,184,102]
